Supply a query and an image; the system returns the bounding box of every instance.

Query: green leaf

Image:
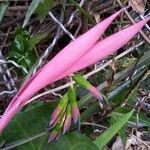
[58,93,68,108]
[0,136,5,148]
[2,102,57,150]
[29,33,47,50]
[8,29,46,75]
[0,1,10,24]
[9,29,33,72]
[68,87,77,105]
[23,0,53,27]
[23,0,42,27]
[112,108,150,127]
[69,0,95,24]
[73,74,90,89]
[140,73,150,93]
[1,132,99,150]
[48,132,99,150]
[34,0,53,22]
[110,113,127,143]
[94,110,134,150]
[1,101,98,150]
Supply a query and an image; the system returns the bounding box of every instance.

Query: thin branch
[0,27,17,95]
[0,60,28,74]
[48,11,75,40]
[81,122,107,129]
[0,90,16,96]
[132,134,150,149]
[139,14,150,31]
[116,0,150,44]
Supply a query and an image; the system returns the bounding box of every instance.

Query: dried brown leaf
[129,0,147,14]
[112,136,124,150]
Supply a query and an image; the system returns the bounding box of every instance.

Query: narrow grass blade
[94,110,134,150]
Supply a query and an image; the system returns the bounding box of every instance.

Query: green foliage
[0,1,10,23]
[110,111,127,143]
[58,93,69,108]
[48,132,99,150]
[2,102,57,150]
[73,74,90,89]
[29,33,47,50]
[1,64,149,149]
[136,43,150,57]
[68,87,77,105]
[94,110,134,150]
[1,0,150,149]
[0,136,5,148]
[23,0,41,27]
[112,107,150,127]
[140,74,150,93]
[8,28,46,75]
[1,101,98,150]
[23,0,53,27]
[9,28,34,74]
[34,0,53,22]
[69,0,95,24]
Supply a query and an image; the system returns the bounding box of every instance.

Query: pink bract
[0,9,149,134]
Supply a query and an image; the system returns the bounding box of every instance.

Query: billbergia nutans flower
[49,121,63,142]
[49,93,68,127]
[73,74,104,108]
[63,104,72,134]
[68,87,80,124]
[0,7,149,140]
[48,87,79,141]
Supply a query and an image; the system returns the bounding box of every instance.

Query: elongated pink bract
[3,10,122,115]
[0,10,149,135]
[15,10,122,101]
[56,17,150,80]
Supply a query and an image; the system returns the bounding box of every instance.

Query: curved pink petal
[1,17,149,135]
[17,9,122,101]
[55,17,150,80]
[0,9,124,134]
[3,10,122,114]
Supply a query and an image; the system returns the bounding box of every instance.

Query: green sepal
[73,74,91,89]
[68,87,77,106]
[66,103,72,117]
[58,93,69,108]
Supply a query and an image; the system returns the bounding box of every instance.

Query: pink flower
[0,8,149,134]
[48,131,59,142]
[63,115,72,134]
[88,85,104,108]
[56,17,150,79]
[88,85,103,100]
[3,9,122,115]
[72,106,80,124]
[72,74,103,104]
[49,107,62,127]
